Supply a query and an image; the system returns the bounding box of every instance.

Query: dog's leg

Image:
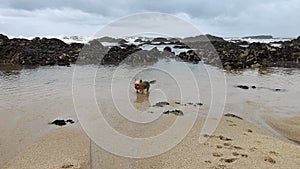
[145,85,149,93]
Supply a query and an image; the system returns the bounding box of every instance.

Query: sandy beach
[2,125,90,169]
[265,116,300,144]
[3,115,300,169]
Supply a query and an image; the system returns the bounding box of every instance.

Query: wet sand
[2,125,90,169]
[3,116,300,169]
[265,116,300,144]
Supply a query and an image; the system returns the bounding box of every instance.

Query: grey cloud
[96,13,201,37]
[0,0,300,37]
[2,0,282,18]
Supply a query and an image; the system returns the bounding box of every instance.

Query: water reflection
[0,71,21,80]
[135,93,150,103]
[134,93,150,111]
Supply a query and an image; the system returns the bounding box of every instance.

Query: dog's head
[134,80,142,90]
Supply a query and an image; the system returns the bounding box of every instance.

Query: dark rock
[49,119,75,126]
[66,119,75,124]
[118,39,128,44]
[100,44,141,65]
[163,46,172,53]
[97,36,115,42]
[134,38,143,43]
[236,85,249,90]
[152,37,168,43]
[120,47,168,66]
[163,109,184,116]
[49,120,67,126]
[181,102,203,106]
[163,110,169,114]
[196,102,203,106]
[177,50,201,63]
[0,34,9,45]
[182,34,225,43]
[169,38,181,44]
[224,113,243,120]
[153,101,170,107]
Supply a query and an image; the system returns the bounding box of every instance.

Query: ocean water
[1,60,300,166]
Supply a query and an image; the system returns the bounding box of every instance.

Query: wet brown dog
[134,80,156,93]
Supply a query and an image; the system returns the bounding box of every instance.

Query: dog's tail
[149,80,156,84]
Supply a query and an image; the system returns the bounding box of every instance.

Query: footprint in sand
[226,119,238,126]
[226,120,234,123]
[216,164,227,169]
[220,158,239,163]
[202,134,232,141]
[269,151,279,155]
[255,140,262,144]
[249,147,257,152]
[241,154,248,158]
[216,145,223,149]
[264,156,276,164]
[224,142,231,147]
[247,129,253,133]
[212,152,223,157]
[232,152,248,158]
[232,145,243,150]
[223,143,243,150]
[204,160,212,164]
[60,163,80,169]
[219,135,232,141]
[232,152,239,156]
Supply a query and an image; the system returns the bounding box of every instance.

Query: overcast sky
[0,0,299,37]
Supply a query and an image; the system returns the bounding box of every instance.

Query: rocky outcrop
[100,44,142,65]
[96,36,128,44]
[152,37,168,43]
[182,34,225,43]
[177,50,201,63]
[180,35,300,69]
[77,39,108,64]
[0,34,83,66]
[114,47,174,66]
[214,37,300,69]
[1,34,300,69]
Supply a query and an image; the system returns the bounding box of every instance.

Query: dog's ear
[140,80,142,83]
